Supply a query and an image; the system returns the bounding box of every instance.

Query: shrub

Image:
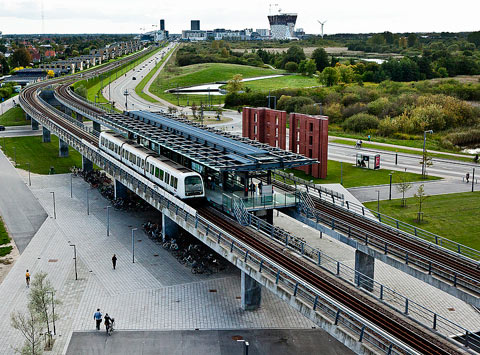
[343,113,379,132]
[299,104,322,115]
[285,61,298,73]
[441,129,480,147]
[342,103,367,118]
[367,97,390,116]
[341,93,360,106]
[324,103,343,122]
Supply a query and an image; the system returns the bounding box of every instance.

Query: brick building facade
[242,107,287,150]
[289,113,328,179]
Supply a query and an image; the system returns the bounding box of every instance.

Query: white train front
[99,131,205,199]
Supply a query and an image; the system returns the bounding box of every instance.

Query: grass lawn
[149,62,282,106]
[135,47,176,103]
[242,75,319,91]
[0,106,29,127]
[364,191,480,250]
[0,217,12,257]
[331,138,475,163]
[284,160,439,188]
[1,135,82,174]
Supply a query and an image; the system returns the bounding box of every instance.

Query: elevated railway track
[17,45,478,354]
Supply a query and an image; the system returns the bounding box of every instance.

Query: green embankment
[0,106,29,127]
[0,217,12,257]
[364,191,480,250]
[285,160,439,188]
[149,62,282,106]
[1,135,82,174]
[242,75,318,91]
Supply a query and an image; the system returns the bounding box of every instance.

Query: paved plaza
[0,170,342,355]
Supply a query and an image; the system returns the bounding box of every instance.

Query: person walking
[94,309,103,330]
[104,313,112,334]
[112,254,117,270]
[25,270,30,288]
[466,172,470,183]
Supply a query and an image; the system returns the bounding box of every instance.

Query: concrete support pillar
[76,113,84,123]
[42,127,51,143]
[241,271,261,311]
[244,172,249,197]
[58,138,69,157]
[265,209,273,225]
[222,171,228,192]
[65,107,72,117]
[355,250,375,292]
[161,213,179,243]
[93,121,101,133]
[82,156,93,172]
[31,118,39,130]
[114,179,127,200]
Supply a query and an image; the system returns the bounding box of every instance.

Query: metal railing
[295,191,480,296]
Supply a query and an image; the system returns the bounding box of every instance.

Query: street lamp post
[46,291,56,335]
[236,339,249,355]
[124,89,129,110]
[107,206,111,236]
[376,190,380,213]
[69,244,77,280]
[340,162,343,185]
[389,173,393,200]
[14,146,16,166]
[50,192,56,219]
[422,130,433,177]
[472,168,476,192]
[131,228,137,263]
[26,163,31,186]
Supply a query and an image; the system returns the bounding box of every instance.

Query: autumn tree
[226,74,244,94]
[395,170,412,207]
[318,67,339,87]
[10,306,43,355]
[9,48,32,67]
[414,184,429,222]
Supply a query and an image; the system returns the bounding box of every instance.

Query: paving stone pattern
[0,173,315,355]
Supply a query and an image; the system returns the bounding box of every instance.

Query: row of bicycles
[142,221,229,275]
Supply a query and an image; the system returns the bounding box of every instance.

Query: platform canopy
[106,110,317,172]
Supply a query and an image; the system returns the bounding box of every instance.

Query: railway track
[267,177,480,294]
[197,206,462,355]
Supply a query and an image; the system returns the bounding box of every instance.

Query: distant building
[44,50,56,58]
[160,19,165,31]
[256,29,270,37]
[191,20,200,31]
[182,30,207,41]
[268,12,297,40]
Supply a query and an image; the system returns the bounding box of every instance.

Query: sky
[0,0,479,35]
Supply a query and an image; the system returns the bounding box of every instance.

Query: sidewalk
[0,172,315,355]
[330,135,472,159]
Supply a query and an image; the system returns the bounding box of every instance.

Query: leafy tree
[467,31,480,47]
[414,184,429,221]
[318,67,339,87]
[383,31,395,45]
[305,59,317,77]
[395,170,412,207]
[47,70,54,78]
[9,48,32,67]
[284,61,298,73]
[407,34,417,47]
[311,48,329,72]
[226,74,244,94]
[337,64,354,83]
[281,45,306,67]
[10,306,43,355]
[420,148,433,178]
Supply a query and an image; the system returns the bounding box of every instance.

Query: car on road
[132,77,136,80]
[0,125,5,131]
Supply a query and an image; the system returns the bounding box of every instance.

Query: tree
[11,306,43,355]
[318,67,339,87]
[311,48,329,72]
[29,272,58,349]
[407,34,417,47]
[47,70,54,78]
[9,48,32,67]
[226,74,244,94]
[420,149,433,178]
[281,45,306,67]
[414,184,429,221]
[395,170,412,207]
[467,31,480,47]
[305,59,317,77]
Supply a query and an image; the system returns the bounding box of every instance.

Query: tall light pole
[376,190,380,213]
[46,291,56,335]
[422,130,433,177]
[69,244,77,280]
[389,173,393,200]
[26,162,31,186]
[124,89,129,110]
[50,192,56,219]
[131,228,137,263]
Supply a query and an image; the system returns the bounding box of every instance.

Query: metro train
[99,131,205,199]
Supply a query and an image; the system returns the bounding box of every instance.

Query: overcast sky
[0,0,478,35]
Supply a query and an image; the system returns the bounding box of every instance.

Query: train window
[155,167,159,178]
[150,165,154,174]
[173,177,178,189]
[185,176,203,195]
[165,173,170,184]
[141,159,144,168]
[136,157,140,166]
[159,169,164,180]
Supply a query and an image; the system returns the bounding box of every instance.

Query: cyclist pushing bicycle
[104,313,115,335]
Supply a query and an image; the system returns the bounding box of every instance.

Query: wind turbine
[317,20,327,38]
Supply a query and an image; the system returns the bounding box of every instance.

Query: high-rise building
[191,20,200,31]
[160,19,165,31]
[268,13,297,39]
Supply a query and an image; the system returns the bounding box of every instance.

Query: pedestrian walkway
[348,177,477,202]
[0,172,316,355]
